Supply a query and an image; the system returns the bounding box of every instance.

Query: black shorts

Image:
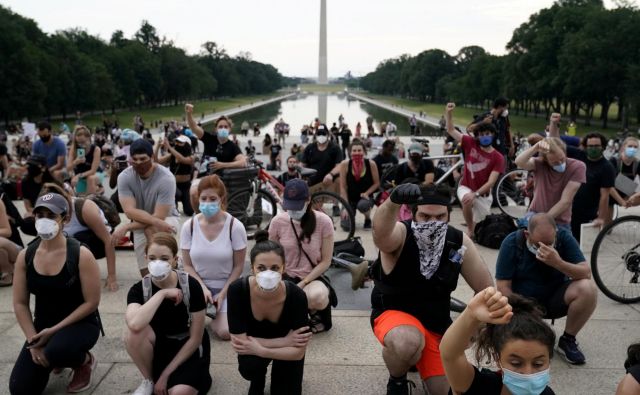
[539,282,571,319]
[153,332,212,393]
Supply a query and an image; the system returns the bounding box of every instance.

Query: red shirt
[460,135,505,191]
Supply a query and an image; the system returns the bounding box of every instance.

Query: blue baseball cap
[282,179,309,211]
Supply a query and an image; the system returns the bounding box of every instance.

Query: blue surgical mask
[217,128,230,139]
[625,147,638,158]
[502,368,550,395]
[552,162,566,173]
[199,202,220,218]
[479,135,493,147]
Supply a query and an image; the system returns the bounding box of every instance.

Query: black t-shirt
[610,156,639,180]
[393,159,435,185]
[201,133,241,161]
[373,154,399,181]
[447,367,555,395]
[472,112,509,154]
[170,145,193,176]
[572,157,616,218]
[270,144,282,158]
[301,142,344,185]
[277,171,300,186]
[340,129,352,146]
[628,364,640,385]
[127,274,206,337]
[227,277,309,339]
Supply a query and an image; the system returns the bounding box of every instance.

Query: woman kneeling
[125,233,211,395]
[228,231,311,395]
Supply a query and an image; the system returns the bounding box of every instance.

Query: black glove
[390,183,421,205]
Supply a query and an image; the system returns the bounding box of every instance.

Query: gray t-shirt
[117,165,179,217]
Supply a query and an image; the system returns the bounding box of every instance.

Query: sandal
[0,272,13,287]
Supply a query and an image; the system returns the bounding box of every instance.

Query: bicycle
[495,169,534,220]
[226,156,356,241]
[590,215,640,303]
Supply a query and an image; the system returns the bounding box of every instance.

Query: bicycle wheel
[227,189,277,240]
[311,191,355,242]
[496,169,533,219]
[590,215,640,303]
[449,296,467,313]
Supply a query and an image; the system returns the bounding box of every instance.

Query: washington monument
[318,0,328,84]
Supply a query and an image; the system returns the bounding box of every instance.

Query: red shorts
[373,310,444,380]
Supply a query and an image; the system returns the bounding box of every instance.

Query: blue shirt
[32,137,67,168]
[495,228,585,301]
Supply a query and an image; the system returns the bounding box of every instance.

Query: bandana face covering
[411,220,448,280]
[351,153,364,182]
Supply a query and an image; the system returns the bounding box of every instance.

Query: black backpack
[474,213,517,249]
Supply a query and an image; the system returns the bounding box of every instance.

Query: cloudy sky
[1,0,617,78]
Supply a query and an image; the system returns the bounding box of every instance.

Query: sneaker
[558,335,586,365]
[332,205,340,217]
[386,376,416,395]
[363,219,372,229]
[67,352,97,393]
[132,378,154,395]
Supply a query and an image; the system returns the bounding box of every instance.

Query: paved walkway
[197,93,297,126]
[1,135,639,394]
[347,93,466,132]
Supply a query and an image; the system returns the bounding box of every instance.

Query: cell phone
[77,148,85,159]
[206,302,217,319]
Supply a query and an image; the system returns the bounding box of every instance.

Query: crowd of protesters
[0,98,638,395]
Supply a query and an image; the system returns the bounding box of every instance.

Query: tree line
[360,0,640,129]
[0,6,285,124]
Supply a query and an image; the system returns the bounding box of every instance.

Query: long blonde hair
[69,125,91,161]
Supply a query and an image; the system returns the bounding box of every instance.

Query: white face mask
[501,109,509,118]
[35,218,60,240]
[256,270,281,292]
[317,135,328,144]
[288,204,307,221]
[148,260,172,281]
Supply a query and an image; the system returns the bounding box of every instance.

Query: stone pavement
[1,135,639,394]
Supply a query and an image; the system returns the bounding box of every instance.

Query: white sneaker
[132,379,154,395]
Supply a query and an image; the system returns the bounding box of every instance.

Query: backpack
[25,237,105,336]
[74,194,121,230]
[474,213,517,249]
[142,270,192,328]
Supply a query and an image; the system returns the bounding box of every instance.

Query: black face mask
[40,134,51,143]
[410,155,422,164]
[175,145,191,156]
[27,164,42,177]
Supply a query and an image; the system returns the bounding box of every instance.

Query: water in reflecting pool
[206,93,439,137]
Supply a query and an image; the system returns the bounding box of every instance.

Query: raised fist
[550,113,561,124]
[390,183,421,205]
[185,103,194,114]
[446,103,456,113]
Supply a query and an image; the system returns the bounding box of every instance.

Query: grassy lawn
[73,93,282,130]
[298,83,347,93]
[364,93,637,138]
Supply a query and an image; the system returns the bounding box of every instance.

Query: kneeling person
[496,213,597,365]
[371,183,493,395]
[125,233,211,395]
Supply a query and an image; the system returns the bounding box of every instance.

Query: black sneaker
[386,377,416,395]
[558,335,586,365]
[363,219,372,229]
[332,205,340,217]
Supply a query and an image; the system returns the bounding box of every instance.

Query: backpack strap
[176,270,192,327]
[229,215,234,243]
[515,229,526,255]
[74,198,87,227]
[24,238,42,268]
